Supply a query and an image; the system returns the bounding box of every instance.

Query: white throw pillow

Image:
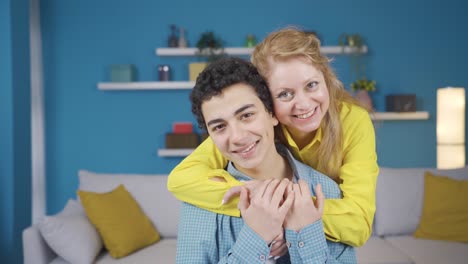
[38,199,103,264]
[375,166,468,236]
[78,170,181,238]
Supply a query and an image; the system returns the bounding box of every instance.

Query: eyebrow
[206,104,255,127]
[234,104,255,116]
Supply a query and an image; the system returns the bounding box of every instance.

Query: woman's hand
[284,180,324,232]
[238,179,294,244]
[221,180,262,204]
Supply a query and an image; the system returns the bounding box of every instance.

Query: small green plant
[339,33,376,94]
[351,79,376,92]
[196,31,225,63]
[338,33,365,53]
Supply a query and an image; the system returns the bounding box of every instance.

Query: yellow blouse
[167,102,379,247]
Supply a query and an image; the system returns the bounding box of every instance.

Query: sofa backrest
[78,170,181,238]
[374,166,468,237]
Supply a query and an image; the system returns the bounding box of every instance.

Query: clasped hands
[228,178,324,257]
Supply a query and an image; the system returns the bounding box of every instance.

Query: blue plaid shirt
[176,144,356,264]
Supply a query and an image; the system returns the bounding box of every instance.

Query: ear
[271,114,279,127]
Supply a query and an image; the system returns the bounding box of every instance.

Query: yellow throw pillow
[78,184,160,258]
[413,172,468,242]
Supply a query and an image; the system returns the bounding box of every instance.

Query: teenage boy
[175,57,356,263]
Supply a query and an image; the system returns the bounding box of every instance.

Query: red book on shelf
[173,122,193,134]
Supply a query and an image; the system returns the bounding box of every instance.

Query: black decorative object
[158,65,170,81]
[168,24,178,47]
[386,94,417,112]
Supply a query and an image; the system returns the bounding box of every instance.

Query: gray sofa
[356,166,468,264]
[23,167,468,264]
[23,170,180,264]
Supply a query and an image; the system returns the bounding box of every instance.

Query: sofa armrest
[23,225,56,264]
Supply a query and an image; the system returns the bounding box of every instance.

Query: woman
[167,27,378,247]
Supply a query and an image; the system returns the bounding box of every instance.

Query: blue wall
[0,0,31,263]
[40,0,468,214]
[1,1,466,262]
[0,0,14,262]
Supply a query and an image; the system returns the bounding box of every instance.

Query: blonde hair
[251,27,364,180]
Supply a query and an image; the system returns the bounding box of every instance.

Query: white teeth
[296,108,315,119]
[241,142,256,153]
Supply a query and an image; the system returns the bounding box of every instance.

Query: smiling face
[266,57,330,142]
[202,83,279,171]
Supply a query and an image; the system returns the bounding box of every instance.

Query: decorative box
[110,64,135,82]
[189,63,208,81]
[385,94,416,112]
[172,122,193,134]
[165,133,199,148]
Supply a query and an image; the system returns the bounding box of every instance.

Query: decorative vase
[178,27,187,48]
[355,90,373,110]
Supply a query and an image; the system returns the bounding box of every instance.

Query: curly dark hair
[190,57,274,131]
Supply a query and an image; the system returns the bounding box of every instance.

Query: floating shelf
[371,111,429,120]
[100,46,368,91]
[157,111,430,158]
[155,46,368,56]
[158,148,194,157]
[98,81,195,90]
[156,47,254,56]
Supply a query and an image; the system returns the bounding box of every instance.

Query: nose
[229,123,248,145]
[293,90,311,111]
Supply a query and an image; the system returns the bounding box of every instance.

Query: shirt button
[259,254,266,261]
[298,241,305,248]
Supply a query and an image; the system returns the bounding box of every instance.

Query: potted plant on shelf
[338,33,365,53]
[196,31,225,61]
[189,31,226,81]
[351,79,376,110]
[339,33,376,110]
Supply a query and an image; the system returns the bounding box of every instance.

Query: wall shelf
[98,81,195,90]
[158,148,194,157]
[155,46,368,56]
[156,111,430,157]
[99,46,368,91]
[371,111,429,120]
[156,47,254,56]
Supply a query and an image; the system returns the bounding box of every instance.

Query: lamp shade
[437,87,465,144]
[437,87,466,169]
[437,145,465,169]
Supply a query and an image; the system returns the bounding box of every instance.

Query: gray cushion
[37,199,102,264]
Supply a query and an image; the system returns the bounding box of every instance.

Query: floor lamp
[437,87,466,169]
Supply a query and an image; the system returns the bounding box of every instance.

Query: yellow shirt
[167,102,379,247]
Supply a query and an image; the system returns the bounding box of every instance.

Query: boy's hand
[238,179,294,244]
[284,180,324,232]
